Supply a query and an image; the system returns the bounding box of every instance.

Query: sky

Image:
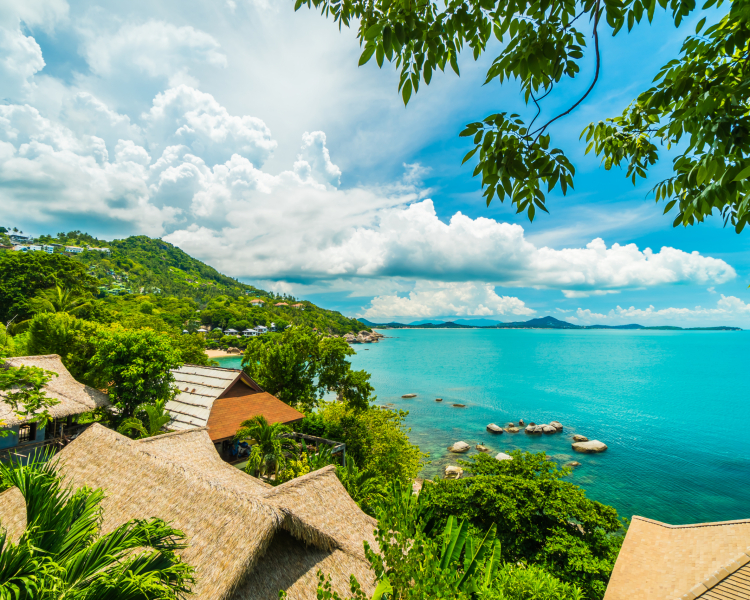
[1,0,749,326]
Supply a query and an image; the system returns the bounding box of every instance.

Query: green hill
[2,231,366,336]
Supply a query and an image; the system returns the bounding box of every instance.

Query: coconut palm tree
[335,455,387,516]
[28,285,93,317]
[0,453,194,599]
[235,415,298,481]
[117,398,172,439]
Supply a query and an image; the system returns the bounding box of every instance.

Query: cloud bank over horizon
[1,0,748,325]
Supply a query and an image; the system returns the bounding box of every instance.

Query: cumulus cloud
[82,20,226,85]
[362,282,535,318]
[0,27,45,100]
[0,0,68,30]
[570,296,750,325]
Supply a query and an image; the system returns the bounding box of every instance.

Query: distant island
[358,315,743,331]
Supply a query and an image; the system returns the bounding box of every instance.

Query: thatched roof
[604,515,750,600]
[0,424,377,600]
[167,364,304,442]
[0,355,110,428]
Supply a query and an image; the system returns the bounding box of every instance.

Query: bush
[297,403,426,485]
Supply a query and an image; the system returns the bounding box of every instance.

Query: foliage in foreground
[420,452,625,599]
[0,360,59,438]
[297,402,427,486]
[312,480,585,600]
[335,455,387,517]
[237,415,299,481]
[0,454,194,599]
[299,0,750,233]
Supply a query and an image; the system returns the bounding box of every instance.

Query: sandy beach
[206,349,242,358]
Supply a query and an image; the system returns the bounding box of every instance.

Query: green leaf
[402,79,412,105]
[376,45,384,68]
[695,17,706,33]
[358,45,376,66]
[732,164,750,182]
[364,23,382,40]
[462,147,479,164]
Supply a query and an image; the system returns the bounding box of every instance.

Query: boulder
[507,422,515,428]
[435,398,443,402]
[572,440,608,453]
[505,426,520,433]
[529,422,536,426]
[452,403,466,408]
[565,461,581,467]
[401,393,417,398]
[525,425,542,434]
[495,452,513,461]
[541,424,557,434]
[550,421,563,431]
[518,419,525,426]
[572,434,589,442]
[449,441,471,453]
[486,423,504,434]
[476,445,490,452]
[444,466,463,480]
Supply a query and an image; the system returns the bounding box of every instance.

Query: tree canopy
[299,0,750,231]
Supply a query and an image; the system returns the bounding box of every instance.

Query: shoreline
[206,349,242,359]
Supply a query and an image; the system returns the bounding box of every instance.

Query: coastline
[206,349,242,359]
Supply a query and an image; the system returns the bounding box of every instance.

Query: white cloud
[82,20,226,84]
[571,296,750,325]
[361,282,535,318]
[0,27,45,100]
[0,0,68,30]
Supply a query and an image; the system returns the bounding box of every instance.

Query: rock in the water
[486,423,504,433]
[525,425,542,434]
[476,445,490,452]
[507,422,515,428]
[444,466,463,479]
[566,461,581,467]
[401,393,417,398]
[435,398,443,402]
[449,441,471,453]
[505,426,520,433]
[518,419,525,426]
[529,421,536,426]
[572,440,608,453]
[495,452,513,461]
[541,424,557,434]
[550,421,563,431]
[572,434,589,442]
[452,403,466,408]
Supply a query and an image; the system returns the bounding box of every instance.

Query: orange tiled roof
[604,515,750,600]
[206,392,304,442]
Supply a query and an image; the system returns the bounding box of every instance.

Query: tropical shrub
[335,456,386,517]
[0,362,59,438]
[117,398,173,439]
[0,453,194,599]
[297,403,426,485]
[236,415,299,481]
[420,452,625,599]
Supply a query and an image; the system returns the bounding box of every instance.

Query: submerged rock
[495,452,513,461]
[486,423,504,433]
[566,461,581,467]
[444,466,463,479]
[449,441,471,453]
[572,440,608,453]
[518,419,525,426]
[452,403,466,408]
[505,426,520,433]
[572,434,589,442]
[550,421,563,431]
[476,444,490,452]
[435,398,443,402]
[401,393,417,398]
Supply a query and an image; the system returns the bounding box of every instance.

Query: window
[18,423,37,443]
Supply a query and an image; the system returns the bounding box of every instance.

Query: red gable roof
[206,392,304,442]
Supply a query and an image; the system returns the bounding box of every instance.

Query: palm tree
[28,285,93,317]
[235,415,298,481]
[0,453,194,599]
[117,398,172,439]
[335,455,387,516]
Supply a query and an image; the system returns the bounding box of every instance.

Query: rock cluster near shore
[345,330,384,344]
[486,423,504,433]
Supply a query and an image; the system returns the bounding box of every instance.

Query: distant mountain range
[357,315,743,331]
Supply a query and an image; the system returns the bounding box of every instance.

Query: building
[0,423,377,599]
[166,365,305,460]
[275,302,288,307]
[250,299,265,306]
[604,515,750,600]
[270,322,277,331]
[225,328,239,336]
[243,328,258,337]
[0,355,111,454]
[8,234,31,244]
[255,325,268,334]
[292,303,304,310]
[65,245,84,254]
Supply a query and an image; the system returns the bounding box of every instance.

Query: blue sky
[1,0,749,326]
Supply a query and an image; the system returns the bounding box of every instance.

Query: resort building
[65,245,84,254]
[250,299,265,306]
[166,365,304,461]
[275,302,288,307]
[604,515,750,600]
[0,423,377,599]
[225,328,240,336]
[0,355,110,455]
[292,303,304,310]
[243,328,258,337]
[256,325,269,334]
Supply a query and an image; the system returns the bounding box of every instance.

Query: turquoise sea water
[216,329,750,525]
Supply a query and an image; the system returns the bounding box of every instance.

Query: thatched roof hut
[0,424,377,600]
[0,355,110,428]
[168,365,304,444]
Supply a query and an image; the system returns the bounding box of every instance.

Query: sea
[216,328,750,525]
